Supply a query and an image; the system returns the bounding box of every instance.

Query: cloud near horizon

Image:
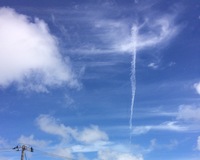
[0,7,80,92]
[16,133,143,160]
[98,150,143,160]
[35,114,143,160]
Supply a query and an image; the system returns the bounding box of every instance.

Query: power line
[0,148,13,151]
[35,148,75,160]
[0,147,16,152]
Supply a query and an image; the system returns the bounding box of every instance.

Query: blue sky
[0,0,200,160]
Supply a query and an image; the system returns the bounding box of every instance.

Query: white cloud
[0,7,80,92]
[36,114,108,144]
[168,61,176,67]
[177,105,200,121]
[76,153,89,160]
[148,62,159,69]
[30,115,147,159]
[77,125,108,144]
[132,121,187,135]
[132,104,200,135]
[0,137,9,148]
[36,114,76,139]
[137,16,178,49]
[98,150,143,160]
[71,141,111,153]
[146,138,178,151]
[54,147,73,159]
[85,12,179,56]
[18,134,49,147]
[114,15,179,53]
[194,82,200,95]
[197,136,200,151]
[63,94,75,108]
[161,139,178,150]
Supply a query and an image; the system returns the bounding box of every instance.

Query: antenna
[13,144,33,160]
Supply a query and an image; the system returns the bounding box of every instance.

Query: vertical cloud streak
[126,14,179,137]
[129,25,138,134]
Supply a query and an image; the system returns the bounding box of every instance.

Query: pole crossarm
[13,144,33,160]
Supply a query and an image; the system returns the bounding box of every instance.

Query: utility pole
[13,144,34,160]
[21,145,25,160]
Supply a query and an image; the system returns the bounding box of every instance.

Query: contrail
[129,25,138,133]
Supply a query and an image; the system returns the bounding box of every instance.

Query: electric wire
[34,148,76,160]
[0,147,16,152]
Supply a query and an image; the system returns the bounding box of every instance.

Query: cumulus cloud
[36,114,108,144]
[36,114,76,139]
[0,7,79,92]
[77,125,108,144]
[194,82,200,95]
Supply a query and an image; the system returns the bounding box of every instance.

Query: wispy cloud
[0,7,80,92]
[132,121,187,135]
[55,5,180,57]
[87,11,179,55]
[0,137,9,148]
[148,62,159,69]
[118,15,179,53]
[132,104,200,135]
